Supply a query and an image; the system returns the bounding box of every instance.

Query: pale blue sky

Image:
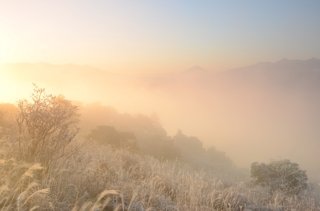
[0,0,319,72]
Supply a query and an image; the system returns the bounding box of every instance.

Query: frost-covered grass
[0,141,319,211]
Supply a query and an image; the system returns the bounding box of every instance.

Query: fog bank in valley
[1,58,320,181]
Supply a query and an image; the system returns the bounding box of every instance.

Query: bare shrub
[15,85,79,168]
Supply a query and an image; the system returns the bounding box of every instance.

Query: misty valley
[1,59,320,210]
[1,1,320,210]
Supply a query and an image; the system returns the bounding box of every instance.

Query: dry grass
[0,140,319,211]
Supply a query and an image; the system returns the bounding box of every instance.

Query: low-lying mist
[1,58,320,181]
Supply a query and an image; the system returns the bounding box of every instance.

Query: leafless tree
[16,85,79,168]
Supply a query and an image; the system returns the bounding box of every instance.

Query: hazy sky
[1,0,320,73]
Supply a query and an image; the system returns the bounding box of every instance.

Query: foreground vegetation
[1,144,319,211]
[0,87,319,210]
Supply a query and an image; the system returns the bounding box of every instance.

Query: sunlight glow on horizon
[0,71,21,103]
[1,0,320,188]
[0,0,320,73]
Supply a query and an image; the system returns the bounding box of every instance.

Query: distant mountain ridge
[213,58,320,92]
[2,58,320,180]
